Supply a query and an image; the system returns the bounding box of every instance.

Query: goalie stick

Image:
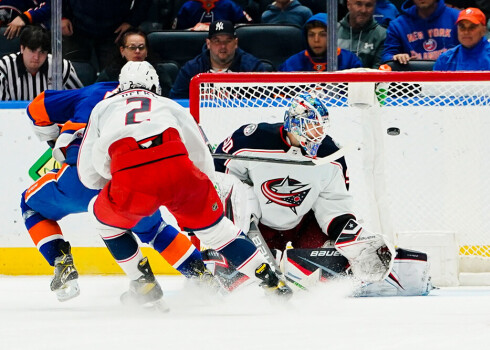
[212,143,358,166]
[195,121,358,166]
[247,219,282,273]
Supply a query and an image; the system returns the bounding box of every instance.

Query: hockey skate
[334,219,395,283]
[255,263,293,300]
[187,259,222,293]
[120,257,169,312]
[50,241,80,302]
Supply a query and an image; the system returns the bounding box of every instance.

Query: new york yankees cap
[208,20,236,39]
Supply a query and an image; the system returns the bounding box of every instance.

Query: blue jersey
[381,0,460,62]
[433,38,490,71]
[27,81,117,125]
[173,0,251,29]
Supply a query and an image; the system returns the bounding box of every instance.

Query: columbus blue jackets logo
[261,176,310,214]
[243,123,257,136]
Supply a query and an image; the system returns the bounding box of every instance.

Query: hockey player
[213,92,433,295]
[23,82,217,304]
[214,92,394,283]
[77,61,292,302]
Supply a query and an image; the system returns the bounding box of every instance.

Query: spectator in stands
[4,1,50,39]
[0,25,82,101]
[96,27,173,97]
[381,0,460,64]
[338,0,387,68]
[279,13,362,71]
[61,0,151,71]
[169,20,266,99]
[172,0,252,30]
[433,7,490,70]
[374,0,400,27]
[261,0,313,27]
[0,0,37,28]
[96,28,150,82]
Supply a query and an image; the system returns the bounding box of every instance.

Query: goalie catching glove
[334,219,394,282]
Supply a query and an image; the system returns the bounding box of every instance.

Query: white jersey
[214,123,354,233]
[78,89,215,190]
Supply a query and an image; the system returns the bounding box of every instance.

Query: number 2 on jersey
[126,97,151,124]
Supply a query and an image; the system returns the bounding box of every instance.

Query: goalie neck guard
[118,61,161,95]
[284,93,330,157]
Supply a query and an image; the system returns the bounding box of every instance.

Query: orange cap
[456,7,486,26]
[378,64,392,71]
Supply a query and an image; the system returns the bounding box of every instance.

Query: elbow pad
[32,124,60,142]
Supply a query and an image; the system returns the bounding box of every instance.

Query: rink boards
[0,105,179,275]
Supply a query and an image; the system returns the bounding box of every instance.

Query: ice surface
[1,275,490,350]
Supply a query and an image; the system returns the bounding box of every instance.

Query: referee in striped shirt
[0,25,82,101]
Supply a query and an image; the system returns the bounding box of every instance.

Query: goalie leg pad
[202,249,252,292]
[357,248,434,297]
[280,246,349,291]
[334,219,394,282]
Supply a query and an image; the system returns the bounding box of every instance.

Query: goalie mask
[284,93,330,157]
[118,61,161,95]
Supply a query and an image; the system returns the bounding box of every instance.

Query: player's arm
[26,88,84,143]
[312,164,356,241]
[52,121,87,165]
[318,135,350,189]
[214,126,253,182]
[77,109,107,190]
[26,92,61,142]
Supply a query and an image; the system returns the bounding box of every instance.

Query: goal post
[189,71,490,286]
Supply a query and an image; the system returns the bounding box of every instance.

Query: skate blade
[153,299,170,313]
[121,293,170,313]
[137,299,170,313]
[55,279,80,302]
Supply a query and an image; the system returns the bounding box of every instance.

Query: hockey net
[189,70,490,285]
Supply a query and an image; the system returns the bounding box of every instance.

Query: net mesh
[192,72,490,272]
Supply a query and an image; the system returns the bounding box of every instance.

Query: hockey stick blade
[212,143,358,166]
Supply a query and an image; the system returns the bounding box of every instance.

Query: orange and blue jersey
[27,82,118,164]
[381,0,460,62]
[22,82,204,275]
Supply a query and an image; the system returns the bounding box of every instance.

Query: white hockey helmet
[118,61,161,95]
[284,92,330,157]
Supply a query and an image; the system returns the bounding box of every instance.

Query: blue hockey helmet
[284,92,330,157]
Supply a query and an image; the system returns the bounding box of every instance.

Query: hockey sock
[218,233,264,279]
[131,210,163,243]
[152,224,202,278]
[21,194,65,266]
[101,230,143,280]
